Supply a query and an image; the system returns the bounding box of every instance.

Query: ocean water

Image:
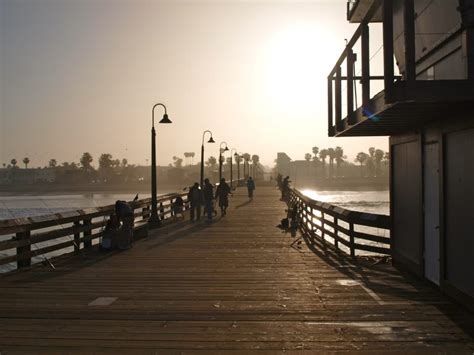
[0,192,163,221]
[300,189,389,215]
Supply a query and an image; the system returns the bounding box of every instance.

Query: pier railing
[288,188,391,256]
[0,193,189,271]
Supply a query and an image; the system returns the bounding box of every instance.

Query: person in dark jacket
[247,176,255,199]
[115,200,134,249]
[202,178,214,221]
[187,182,203,221]
[215,178,232,216]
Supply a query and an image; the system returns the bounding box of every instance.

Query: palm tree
[121,158,128,167]
[10,159,17,168]
[23,157,30,169]
[304,153,312,162]
[334,147,346,177]
[80,152,93,172]
[319,149,328,178]
[327,148,336,178]
[374,149,384,177]
[48,159,57,168]
[172,156,183,168]
[354,152,369,177]
[367,147,376,177]
[98,153,113,182]
[206,156,217,169]
[312,146,319,161]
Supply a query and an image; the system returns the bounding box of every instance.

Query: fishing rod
[0,200,56,270]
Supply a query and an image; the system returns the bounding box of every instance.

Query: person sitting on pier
[115,200,134,249]
[202,178,214,221]
[101,214,120,251]
[215,178,232,216]
[276,173,283,189]
[171,196,184,220]
[187,182,203,221]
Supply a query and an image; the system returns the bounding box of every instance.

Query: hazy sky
[0,0,388,168]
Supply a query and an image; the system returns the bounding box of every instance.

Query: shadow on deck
[0,187,473,353]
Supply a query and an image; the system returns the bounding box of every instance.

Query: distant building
[275,153,292,176]
[0,168,56,185]
[327,0,474,309]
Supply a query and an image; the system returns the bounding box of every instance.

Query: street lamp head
[224,146,229,151]
[159,113,172,124]
[208,136,215,143]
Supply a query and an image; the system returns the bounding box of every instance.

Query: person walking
[215,178,231,216]
[187,182,203,221]
[247,176,255,200]
[202,178,214,221]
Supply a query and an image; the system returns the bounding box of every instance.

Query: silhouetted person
[281,176,291,201]
[247,176,255,199]
[171,196,184,219]
[101,213,120,251]
[215,178,231,216]
[115,200,134,249]
[188,182,203,221]
[276,174,283,189]
[203,178,214,221]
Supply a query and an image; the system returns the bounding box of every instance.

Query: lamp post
[236,152,243,186]
[230,148,237,189]
[200,130,215,188]
[219,142,229,181]
[149,103,172,227]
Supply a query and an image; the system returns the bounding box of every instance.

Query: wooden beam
[335,67,342,131]
[404,0,416,83]
[327,77,334,136]
[347,49,355,125]
[361,22,370,106]
[383,0,394,102]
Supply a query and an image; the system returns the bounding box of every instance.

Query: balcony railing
[328,0,474,137]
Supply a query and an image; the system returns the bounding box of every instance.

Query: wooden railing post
[83,219,92,249]
[16,231,31,269]
[349,222,355,258]
[334,217,339,250]
[73,221,81,254]
[321,212,325,241]
[142,206,150,221]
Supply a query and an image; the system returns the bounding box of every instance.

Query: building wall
[390,133,423,276]
[392,0,465,80]
[444,126,474,300]
[390,116,474,308]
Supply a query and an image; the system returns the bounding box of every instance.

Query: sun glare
[262,24,338,112]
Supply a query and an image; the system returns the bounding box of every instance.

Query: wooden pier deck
[1,187,473,354]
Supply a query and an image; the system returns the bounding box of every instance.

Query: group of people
[187,176,256,221]
[101,200,135,251]
[276,174,291,201]
[100,176,257,250]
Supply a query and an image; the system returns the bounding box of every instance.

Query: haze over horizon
[0,0,388,168]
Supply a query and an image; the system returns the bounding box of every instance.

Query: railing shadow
[299,228,474,338]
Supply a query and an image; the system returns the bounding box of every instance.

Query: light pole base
[148,214,161,229]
